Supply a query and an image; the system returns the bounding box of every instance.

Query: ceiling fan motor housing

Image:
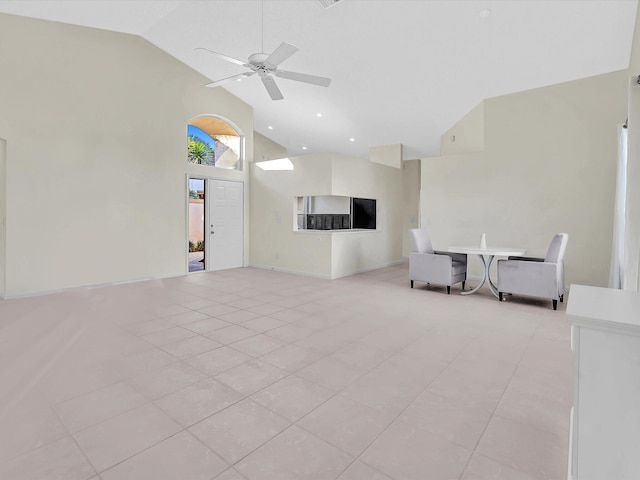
[249,53,273,70]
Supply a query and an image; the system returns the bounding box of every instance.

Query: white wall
[331,154,403,278]
[440,101,485,157]
[0,138,6,298]
[0,13,253,296]
[625,9,640,291]
[402,160,421,257]
[250,154,333,277]
[625,81,640,291]
[253,132,288,162]
[421,71,627,287]
[370,144,402,168]
[250,152,403,279]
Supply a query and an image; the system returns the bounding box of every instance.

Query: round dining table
[447,246,526,297]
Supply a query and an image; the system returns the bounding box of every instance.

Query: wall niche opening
[295,195,376,231]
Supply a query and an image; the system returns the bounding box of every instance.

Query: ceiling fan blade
[274,69,331,87]
[264,42,299,67]
[261,75,284,100]
[195,47,248,67]
[206,71,256,87]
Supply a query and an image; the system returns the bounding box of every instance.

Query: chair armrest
[410,252,458,285]
[507,256,544,262]
[434,250,467,265]
[497,260,561,299]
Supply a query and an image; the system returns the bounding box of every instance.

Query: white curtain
[609,125,628,288]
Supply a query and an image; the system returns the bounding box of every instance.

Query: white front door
[207,179,243,271]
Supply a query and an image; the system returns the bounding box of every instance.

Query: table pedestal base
[461,254,500,298]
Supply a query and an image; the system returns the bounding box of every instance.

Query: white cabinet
[566,285,640,480]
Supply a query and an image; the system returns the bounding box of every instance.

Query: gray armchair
[497,233,568,310]
[409,229,467,294]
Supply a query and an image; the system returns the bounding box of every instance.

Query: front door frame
[186,174,244,273]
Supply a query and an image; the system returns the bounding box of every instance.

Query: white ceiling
[0,0,637,160]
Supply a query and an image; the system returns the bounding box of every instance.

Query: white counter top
[566,284,640,336]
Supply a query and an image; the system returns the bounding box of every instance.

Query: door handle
[210,231,214,234]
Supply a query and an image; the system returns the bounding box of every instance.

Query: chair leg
[410,280,414,288]
[552,299,558,310]
[560,294,564,303]
[446,286,451,295]
[462,281,466,290]
[499,292,503,302]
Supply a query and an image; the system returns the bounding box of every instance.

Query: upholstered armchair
[409,229,467,294]
[497,233,568,310]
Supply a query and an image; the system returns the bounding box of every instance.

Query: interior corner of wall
[369,144,402,168]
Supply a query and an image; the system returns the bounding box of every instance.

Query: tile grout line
[203,321,438,477]
[4,265,571,479]
[327,328,483,480]
[50,404,100,479]
[456,324,539,479]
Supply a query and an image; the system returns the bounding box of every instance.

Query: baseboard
[248,264,332,280]
[249,261,404,280]
[2,272,186,300]
[331,260,404,279]
[466,274,483,282]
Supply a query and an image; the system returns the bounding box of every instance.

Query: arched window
[187,116,243,170]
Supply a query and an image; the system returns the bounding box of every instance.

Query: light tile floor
[0,262,572,480]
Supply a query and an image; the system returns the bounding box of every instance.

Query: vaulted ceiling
[0,0,636,160]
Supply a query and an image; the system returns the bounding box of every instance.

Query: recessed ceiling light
[479,8,491,18]
[349,138,355,142]
[267,126,273,130]
[236,78,243,82]
[302,146,308,150]
[316,113,322,117]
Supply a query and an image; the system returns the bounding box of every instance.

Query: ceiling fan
[196,42,331,101]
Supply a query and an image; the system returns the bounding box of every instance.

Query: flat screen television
[352,197,376,229]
